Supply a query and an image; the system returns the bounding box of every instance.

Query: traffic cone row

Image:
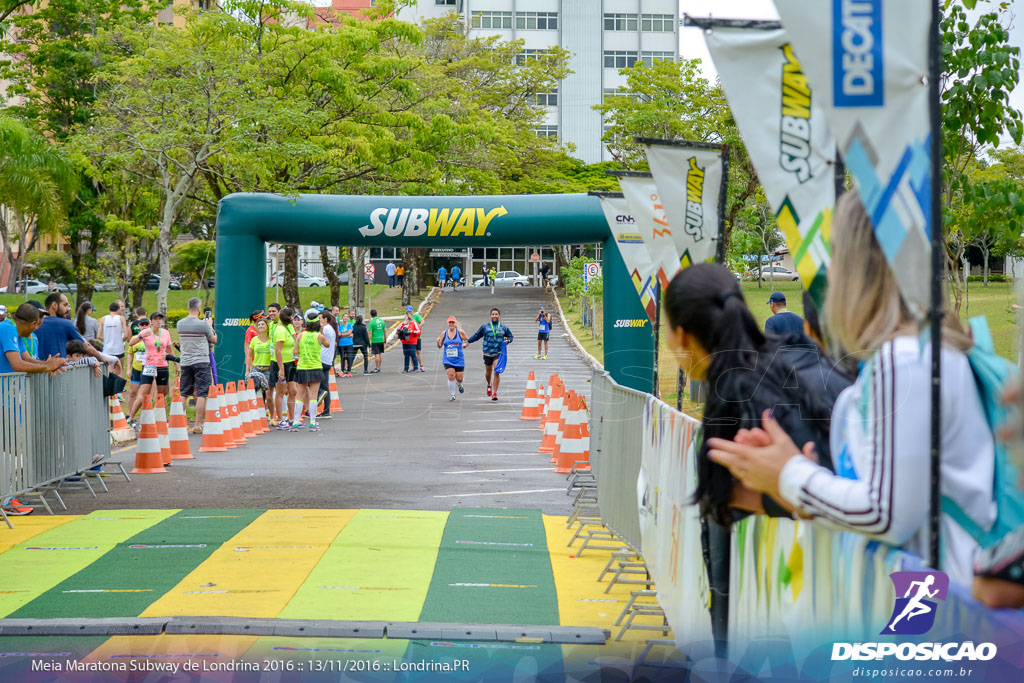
[518,371,590,476]
[539,382,565,453]
[554,393,590,473]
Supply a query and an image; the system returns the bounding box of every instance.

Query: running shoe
[450,394,457,402]
[289,422,302,432]
[347,372,353,378]
[458,383,464,393]
[317,390,328,405]
[2,497,33,516]
[419,368,426,373]
[491,394,498,402]
[276,420,290,430]
[486,385,492,397]
[535,354,541,359]
[309,422,320,432]
[542,355,547,360]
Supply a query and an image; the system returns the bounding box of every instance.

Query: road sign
[531,252,540,262]
[364,263,375,278]
[584,262,601,279]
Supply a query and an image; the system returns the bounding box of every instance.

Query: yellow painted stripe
[84,634,260,666]
[140,509,357,618]
[0,515,81,555]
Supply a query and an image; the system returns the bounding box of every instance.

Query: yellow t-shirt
[249,336,273,367]
[127,341,146,372]
[272,323,295,364]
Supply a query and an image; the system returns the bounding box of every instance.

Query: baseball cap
[767,291,787,304]
[137,317,150,326]
[406,305,414,312]
[447,316,457,323]
[0,304,6,316]
[150,311,165,320]
[304,308,319,321]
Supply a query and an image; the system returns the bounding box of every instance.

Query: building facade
[398,0,680,164]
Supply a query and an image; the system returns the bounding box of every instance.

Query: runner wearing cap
[535,306,551,359]
[437,316,468,401]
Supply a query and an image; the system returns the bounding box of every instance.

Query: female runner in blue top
[437,316,468,401]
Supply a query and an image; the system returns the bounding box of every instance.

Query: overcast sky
[678,0,1024,148]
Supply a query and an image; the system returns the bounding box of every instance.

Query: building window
[640,51,675,66]
[516,48,549,65]
[534,125,559,139]
[603,13,637,32]
[534,90,558,107]
[516,11,558,30]
[436,0,456,5]
[641,14,675,32]
[604,50,639,69]
[471,10,512,29]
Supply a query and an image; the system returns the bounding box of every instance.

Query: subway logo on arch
[832,0,884,107]
[358,206,508,238]
[613,319,648,328]
[780,43,812,184]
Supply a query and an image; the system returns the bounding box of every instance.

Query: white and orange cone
[168,387,194,460]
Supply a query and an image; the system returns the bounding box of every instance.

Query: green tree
[171,239,215,295]
[25,250,73,285]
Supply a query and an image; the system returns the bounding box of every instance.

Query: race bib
[142,365,157,377]
[446,346,459,358]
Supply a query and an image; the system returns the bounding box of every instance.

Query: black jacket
[351,323,370,347]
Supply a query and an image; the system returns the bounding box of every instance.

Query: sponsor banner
[702,27,836,304]
[642,143,724,267]
[358,206,508,239]
[596,194,659,326]
[616,174,681,290]
[636,397,714,651]
[773,0,933,315]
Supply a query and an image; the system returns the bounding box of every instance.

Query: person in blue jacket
[466,308,513,402]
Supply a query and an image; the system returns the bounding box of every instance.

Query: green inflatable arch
[214,193,655,392]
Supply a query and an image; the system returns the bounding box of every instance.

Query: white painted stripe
[456,440,538,444]
[445,453,537,457]
[443,467,552,474]
[461,428,539,433]
[432,488,564,498]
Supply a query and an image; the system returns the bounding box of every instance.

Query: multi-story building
[398,0,680,164]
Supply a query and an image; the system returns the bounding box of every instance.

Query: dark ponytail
[75,302,92,336]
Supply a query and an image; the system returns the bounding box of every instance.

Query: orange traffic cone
[245,379,265,434]
[224,381,245,446]
[520,371,542,420]
[253,382,270,433]
[540,374,559,429]
[539,382,565,453]
[328,369,342,415]
[551,389,575,463]
[577,400,591,470]
[199,385,227,453]
[131,397,166,474]
[238,381,257,438]
[168,388,194,460]
[153,397,172,466]
[108,395,134,442]
[555,394,585,474]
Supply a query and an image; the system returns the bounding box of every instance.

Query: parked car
[471,270,532,287]
[93,279,118,292]
[145,275,182,291]
[0,279,49,294]
[267,270,328,288]
[746,266,799,282]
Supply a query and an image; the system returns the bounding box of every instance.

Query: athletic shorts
[130,368,142,385]
[294,367,324,385]
[139,367,169,386]
[416,338,422,350]
[113,353,125,359]
[284,361,297,383]
[443,363,465,372]
[483,354,500,367]
[270,362,282,385]
[180,363,212,398]
[371,342,385,355]
[537,332,549,341]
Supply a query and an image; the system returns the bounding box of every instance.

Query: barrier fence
[1,367,110,520]
[589,369,1024,675]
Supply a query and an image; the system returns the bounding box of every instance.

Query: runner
[451,263,461,292]
[535,306,551,359]
[437,316,468,401]
[291,312,329,432]
[124,319,149,425]
[127,312,171,418]
[466,307,514,402]
[437,264,448,289]
[272,307,298,429]
[97,300,128,377]
[368,308,386,373]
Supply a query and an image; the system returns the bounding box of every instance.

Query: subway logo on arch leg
[613,319,649,328]
[832,0,884,107]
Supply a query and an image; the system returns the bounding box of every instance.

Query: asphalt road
[66,286,596,514]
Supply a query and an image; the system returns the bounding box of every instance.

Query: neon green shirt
[249,335,273,366]
[297,331,322,370]
[273,323,294,363]
[413,313,423,325]
[369,317,387,344]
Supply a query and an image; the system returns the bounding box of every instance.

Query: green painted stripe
[418,507,559,625]
[0,510,176,617]
[7,509,265,619]
[278,509,447,621]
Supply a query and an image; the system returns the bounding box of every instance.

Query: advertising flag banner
[772,0,933,315]
[701,26,837,303]
[616,174,680,290]
[597,194,659,325]
[641,142,725,267]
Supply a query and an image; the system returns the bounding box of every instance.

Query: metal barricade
[589,368,647,550]
[1,367,110,522]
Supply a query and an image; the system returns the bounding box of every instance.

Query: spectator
[396,264,404,287]
[128,312,172,417]
[0,304,6,324]
[272,307,298,429]
[488,266,497,287]
[662,263,848,524]
[386,260,397,288]
[75,301,99,340]
[35,293,120,373]
[245,318,273,414]
[368,309,386,374]
[23,300,45,359]
[177,297,217,434]
[351,314,370,375]
[98,300,129,378]
[764,291,804,337]
[399,309,420,373]
[0,303,64,374]
[337,311,354,377]
[481,263,490,286]
[65,340,102,378]
[540,262,551,290]
[706,192,994,587]
[244,310,263,350]
[317,310,338,417]
[410,305,426,372]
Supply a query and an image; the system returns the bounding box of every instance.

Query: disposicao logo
[358,206,508,238]
[832,0,885,107]
[831,570,997,662]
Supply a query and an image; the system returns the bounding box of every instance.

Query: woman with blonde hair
[706,191,994,587]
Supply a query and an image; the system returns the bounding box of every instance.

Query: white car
[0,279,50,294]
[751,266,800,282]
[472,270,532,287]
[267,270,328,287]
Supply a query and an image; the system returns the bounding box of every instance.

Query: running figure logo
[882,571,949,635]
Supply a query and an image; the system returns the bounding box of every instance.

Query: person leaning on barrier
[35,292,121,375]
[65,340,102,378]
[0,303,65,375]
[662,263,849,525]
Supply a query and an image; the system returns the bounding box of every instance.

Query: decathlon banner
[596,193,659,326]
[702,26,836,303]
[641,142,724,267]
[616,174,681,290]
[636,396,715,651]
[772,0,933,315]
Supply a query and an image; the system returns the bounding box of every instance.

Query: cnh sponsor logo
[832,0,884,107]
[831,570,996,662]
[358,206,508,238]
[684,157,707,241]
[613,319,648,328]
[615,215,635,224]
[780,43,813,183]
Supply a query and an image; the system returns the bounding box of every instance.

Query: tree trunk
[283,244,300,311]
[347,246,364,317]
[321,245,341,307]
[961,254,970,318]
[982,245,990,287]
